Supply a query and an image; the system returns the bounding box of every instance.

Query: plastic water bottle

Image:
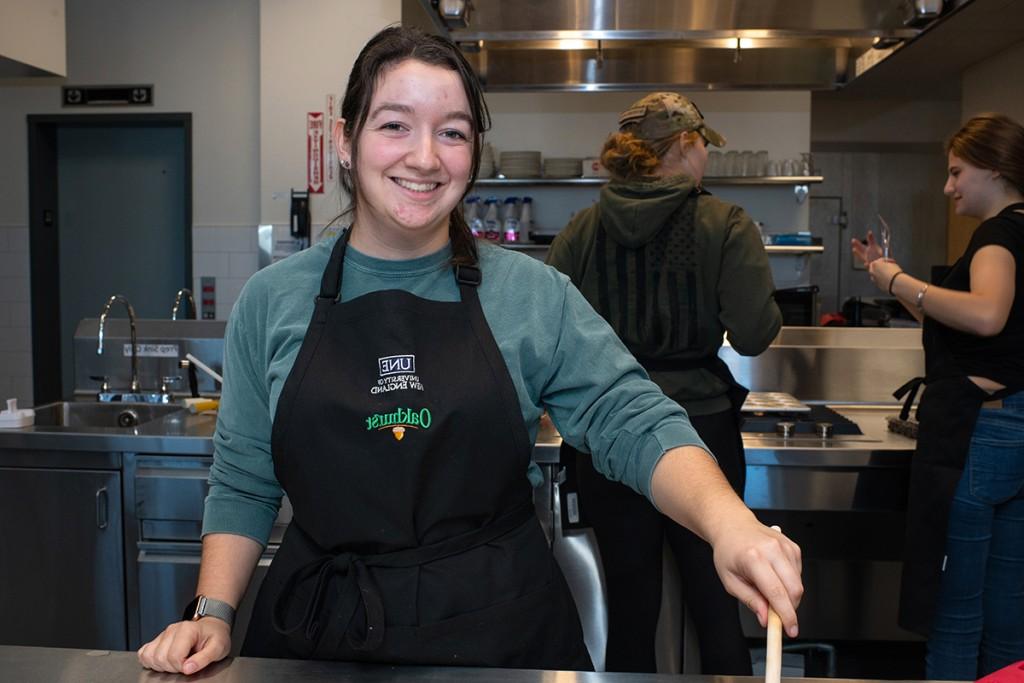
[519,197,533,241]
[482,197,501,242]
[465,196,483,238]
[502,197,521,243]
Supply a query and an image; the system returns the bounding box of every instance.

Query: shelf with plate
[473,176,823,187]
[765,245,825,255]
[498,239,827,253]
[473,176,823,205]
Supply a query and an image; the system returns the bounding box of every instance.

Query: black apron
[560,353,748,524]
[241,230,592,670]
[895,208,1024,635]
[639,354,750,433]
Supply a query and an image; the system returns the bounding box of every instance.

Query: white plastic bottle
[465,196,483,238]
[502,197,521,243]
[482,197,501,242]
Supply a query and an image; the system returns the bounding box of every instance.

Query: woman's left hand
[850,230,884,267]
[712,520,803,637]
[867,258,903,295]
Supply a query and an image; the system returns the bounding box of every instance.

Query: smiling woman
[137,25,803,677]
[336,60,474,258]
[333,28,489,263]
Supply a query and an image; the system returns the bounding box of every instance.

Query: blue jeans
[926,391,1024,681]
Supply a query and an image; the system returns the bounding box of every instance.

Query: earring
[341,158,351,169]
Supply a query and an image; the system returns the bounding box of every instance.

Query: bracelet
[915,283,930,310]
[887,270,906,296]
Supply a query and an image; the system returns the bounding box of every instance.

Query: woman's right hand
[137,617,231,675]
[850,230,884,267]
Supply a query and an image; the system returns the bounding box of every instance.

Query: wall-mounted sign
[63,85,153,107]
[326,95,337,185]
[307,112,324,194]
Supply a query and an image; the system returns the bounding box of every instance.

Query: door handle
[96,487,109,529]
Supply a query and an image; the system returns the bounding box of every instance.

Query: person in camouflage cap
[547,91,780,675]
[618,92,727,147]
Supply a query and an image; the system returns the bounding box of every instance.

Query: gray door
[56,126,187,398]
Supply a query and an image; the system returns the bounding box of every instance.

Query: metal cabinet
[125,454,287,652]
[0,463,126,649]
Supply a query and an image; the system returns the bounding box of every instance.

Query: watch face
[182,596,201,621]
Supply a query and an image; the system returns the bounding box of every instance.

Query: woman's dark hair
[947,113,1024,196]
[338,25,490,266]
[600,130,681,181]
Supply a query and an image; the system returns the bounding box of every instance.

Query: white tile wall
[0,226,32,405]
[191,225,261,322]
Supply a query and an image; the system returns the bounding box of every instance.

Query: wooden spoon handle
[766,606,783,683]
[765,524,784,683]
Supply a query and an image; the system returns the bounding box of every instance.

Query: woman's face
[944,151,998,218]
[338,59,474,255]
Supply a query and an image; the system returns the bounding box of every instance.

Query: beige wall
[811,96,961,145]
[259,0,401,227]
[0,0,66,76]
[487,91,810,161]
[962,39,1024,122]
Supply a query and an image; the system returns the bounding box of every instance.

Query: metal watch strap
[183,595,235,628]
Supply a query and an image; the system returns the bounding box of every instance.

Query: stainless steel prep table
[0,644,935,683]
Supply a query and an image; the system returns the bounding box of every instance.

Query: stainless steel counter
[0,403,915,464]
[533,404,917,466]
[0,387,919,651]
[0,645,932,683]
[0,410,216,458]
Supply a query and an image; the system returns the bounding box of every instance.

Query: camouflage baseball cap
[618,92,726,147]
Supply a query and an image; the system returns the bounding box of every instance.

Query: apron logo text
[371,374,424,395]
[366,407,432,441]
[371,355,425,396]
[379,354,415,375]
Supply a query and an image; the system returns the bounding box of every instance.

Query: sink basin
[32,401,186,429]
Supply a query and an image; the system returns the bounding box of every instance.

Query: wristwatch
[181,595,235,628]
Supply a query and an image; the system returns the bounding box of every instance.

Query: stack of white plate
[478,143,495,178]
[543,157,582,179]
[499,150,542,179]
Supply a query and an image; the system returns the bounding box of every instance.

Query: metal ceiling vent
[405,0,952,91]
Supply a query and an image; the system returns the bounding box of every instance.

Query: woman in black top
[852,113,1024,680]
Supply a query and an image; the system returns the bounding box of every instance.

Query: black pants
[576,408,752,674]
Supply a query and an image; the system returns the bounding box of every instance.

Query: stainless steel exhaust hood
[403,0,948,91]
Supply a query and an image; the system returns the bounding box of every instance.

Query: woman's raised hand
[850,230,884,267]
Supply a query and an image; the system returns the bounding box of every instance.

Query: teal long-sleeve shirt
[203,233,708,546]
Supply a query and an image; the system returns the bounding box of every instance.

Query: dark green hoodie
[546,174,781,415]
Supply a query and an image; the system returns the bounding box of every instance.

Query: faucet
[171,288,197,320]
[97,294,140,393]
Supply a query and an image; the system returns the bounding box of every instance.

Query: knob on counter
[776,421,796,438]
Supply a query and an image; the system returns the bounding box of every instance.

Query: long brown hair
[339,25,490,265]
[947,113,1024,196]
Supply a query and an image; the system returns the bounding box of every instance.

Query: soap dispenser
[0,398,34,429]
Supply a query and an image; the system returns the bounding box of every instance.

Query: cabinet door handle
[96,487,109,529]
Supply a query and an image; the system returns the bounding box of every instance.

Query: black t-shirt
[931,206,1024,387]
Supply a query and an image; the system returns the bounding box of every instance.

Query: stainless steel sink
[32,401,186,429]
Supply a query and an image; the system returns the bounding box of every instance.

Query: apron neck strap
[316,232,480,317]
[318,228,352,302]
[454,264,481,287]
